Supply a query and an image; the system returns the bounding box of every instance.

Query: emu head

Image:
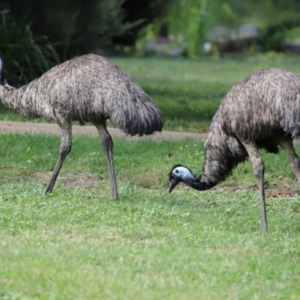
[168,164,199,192]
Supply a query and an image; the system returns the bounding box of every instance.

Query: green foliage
[160,0,209,57]
[2,0,174,59]
[0,8,59,87]
[3,0,128,58]
[0,133,300,298]
[185,5,203,57]
[259,19,300,52]
[112,0,174,47]
[218,2,239,27]
[139,0,300,57]
[206,0,300,54]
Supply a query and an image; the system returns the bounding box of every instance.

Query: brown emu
[169,68,300,230]
[0,54,162,199]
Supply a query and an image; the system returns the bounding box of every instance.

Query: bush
[0,8,60,87]
[2,0,173,58]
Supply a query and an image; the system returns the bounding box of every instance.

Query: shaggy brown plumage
[169,68,300,230]
[0,54,163,199]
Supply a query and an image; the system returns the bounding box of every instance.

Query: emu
[169,68,300,230]
[0,54,162,199]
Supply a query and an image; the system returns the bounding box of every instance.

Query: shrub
[0,8,59,87]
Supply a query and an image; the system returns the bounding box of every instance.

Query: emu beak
[169,176,180,193]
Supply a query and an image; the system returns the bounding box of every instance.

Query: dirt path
[0,121,207,141]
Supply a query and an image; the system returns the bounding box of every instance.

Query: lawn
[0,132,300,299]
[1,55,300,299]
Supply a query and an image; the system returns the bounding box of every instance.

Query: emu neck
[187,177,216,191]
[0,84,23,113]
[0,82,51,119]
[198,115,248,189]
[0,84,16,106]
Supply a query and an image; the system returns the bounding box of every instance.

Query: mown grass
[1,56,300,298]
[0,132,300,299]
[2,54,300,132]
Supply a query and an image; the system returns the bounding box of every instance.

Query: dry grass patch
[29,171,103,190]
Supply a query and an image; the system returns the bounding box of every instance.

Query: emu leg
[94,121,118,200]
[44,123,72,195]
[279,137,300,184]
[243,142,268,231]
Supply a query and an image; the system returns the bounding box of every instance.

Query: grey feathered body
[201,68,300,187]
[0,54,162,135]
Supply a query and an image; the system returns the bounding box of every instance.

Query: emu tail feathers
[110,91,163,136]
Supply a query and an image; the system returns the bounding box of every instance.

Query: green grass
[1,55,300,298]
[0,133,300,299]
[2,54,300,132]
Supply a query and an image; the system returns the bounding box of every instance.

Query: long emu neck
[0,84,25,114]
[0,81,49,119]
[198,119,248,190]
[0,84,17,107]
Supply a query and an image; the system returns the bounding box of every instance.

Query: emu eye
[175,169,179,174]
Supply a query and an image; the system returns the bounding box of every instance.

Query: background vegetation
[0,9,59,86]
[146,0,300,56]
[2,0,300,85]
[1,0,173,60]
